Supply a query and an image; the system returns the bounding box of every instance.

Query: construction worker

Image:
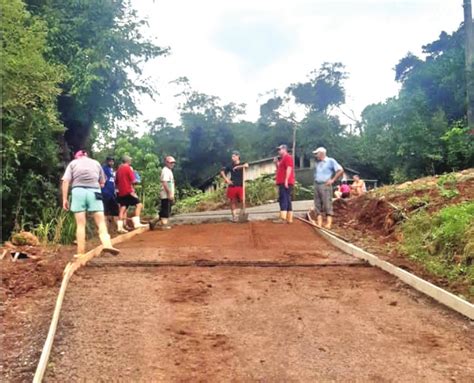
[312,147,344,229]
[101,156,119,232]
[115,155,147,233]
[220,151,249,222]
[150,155,176,230]
[61,150,119,256]
[273,144,295,224]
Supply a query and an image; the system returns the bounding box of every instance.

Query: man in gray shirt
[62,150,119,257]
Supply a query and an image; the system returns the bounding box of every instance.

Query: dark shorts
[226,186,243,201]
[160,198,172,218]
[341,192,350,199]
[103,196,119,216]
[117,194,140,207]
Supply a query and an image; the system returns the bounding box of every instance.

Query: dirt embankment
[330,169,474,300]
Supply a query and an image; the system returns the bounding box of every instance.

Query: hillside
[329,169,474,301]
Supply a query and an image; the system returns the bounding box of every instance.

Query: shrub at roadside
[400,201,474,296]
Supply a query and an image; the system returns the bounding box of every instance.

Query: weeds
[437,173,459,199]
[400,201,474,290]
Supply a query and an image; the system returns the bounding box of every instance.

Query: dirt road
[44,222,473,382]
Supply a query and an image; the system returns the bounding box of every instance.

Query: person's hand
[63,199,69,211]
[169,194,175,202]
[273,157,279,164]
[225,179,233,185]
[325,179,334,186]
[284,181,289,189]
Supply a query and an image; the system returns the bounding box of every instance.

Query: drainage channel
[89,259,368,268]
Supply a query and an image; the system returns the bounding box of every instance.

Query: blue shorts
[70,187,104,213]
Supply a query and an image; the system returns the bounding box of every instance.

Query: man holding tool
[220,151,249,222]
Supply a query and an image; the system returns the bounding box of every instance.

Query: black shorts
[117,194,140,207]
[160,198,172,218]
[103,196,119,216]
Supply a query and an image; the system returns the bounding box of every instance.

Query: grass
[31,207,96,245]
[400,201,474,298]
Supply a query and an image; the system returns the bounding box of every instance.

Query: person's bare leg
[325,216,333,230]
[317,215,323,227]
[230,199,237,221]
[117,205,128,233]
[74,212,87,255]
[135,203,142,217]
[93,212,119,255]
[132,203,147,228]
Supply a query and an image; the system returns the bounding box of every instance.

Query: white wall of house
[246,160,275,181]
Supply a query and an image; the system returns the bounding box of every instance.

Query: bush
[400,201,474,285]
[31,207,95,245]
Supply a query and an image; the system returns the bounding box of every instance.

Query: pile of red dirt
[1,248,73,301]
[333,168,474,238]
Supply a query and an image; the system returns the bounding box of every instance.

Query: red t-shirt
[276,154,295,185]
[115,163,136,196]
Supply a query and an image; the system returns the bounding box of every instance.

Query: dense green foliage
[400,202,474,293]
[1,0,165,239]
[1,0,65,235]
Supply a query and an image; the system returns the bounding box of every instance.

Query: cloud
[130,0,463,127]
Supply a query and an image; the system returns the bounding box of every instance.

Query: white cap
[312,147,327,154]
[165,155,176,163]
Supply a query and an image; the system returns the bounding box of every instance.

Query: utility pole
[464,0,474,130]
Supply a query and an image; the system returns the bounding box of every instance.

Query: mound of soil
[331,169,474,300]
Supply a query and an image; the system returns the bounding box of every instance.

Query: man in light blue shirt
[312,147,344,229]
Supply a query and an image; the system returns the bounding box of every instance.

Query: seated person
[351,174,366,196]
[340,180,351,198]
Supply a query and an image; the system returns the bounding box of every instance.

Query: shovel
[238,167,249,223]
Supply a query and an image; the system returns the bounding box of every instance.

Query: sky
[129,0,463,127]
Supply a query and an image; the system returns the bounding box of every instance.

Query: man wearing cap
[157,155,177,229]
[115,155,147,232]
[101,156,119,231]
[62,150,119,256]
[312,147,344,229]
[274,144,296,223]
[220,151,249,222]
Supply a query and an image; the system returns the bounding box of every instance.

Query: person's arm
[325,160,344,186]
[98,166,106,188]
[233,163,249,170]
[284,165,292,188]
[161,180,172,200]
[161,169,174,200]
[62,180,70,210]
[220,167,233,185]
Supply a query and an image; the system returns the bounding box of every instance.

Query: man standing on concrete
[115,155,147,233]
[62,150,119,256]
[312,147,344,229]
[220,151,249,222]
[101,156,119,232]
[274,144,295,224]
[158,155,176,229]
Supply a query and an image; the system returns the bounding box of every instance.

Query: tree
[1,0,65,238]
[25,0,168,152]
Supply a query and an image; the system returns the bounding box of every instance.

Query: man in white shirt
[151,156,176,230]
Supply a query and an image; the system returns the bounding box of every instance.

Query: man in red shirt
[274,144,295,223]
[115,155,147,232]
